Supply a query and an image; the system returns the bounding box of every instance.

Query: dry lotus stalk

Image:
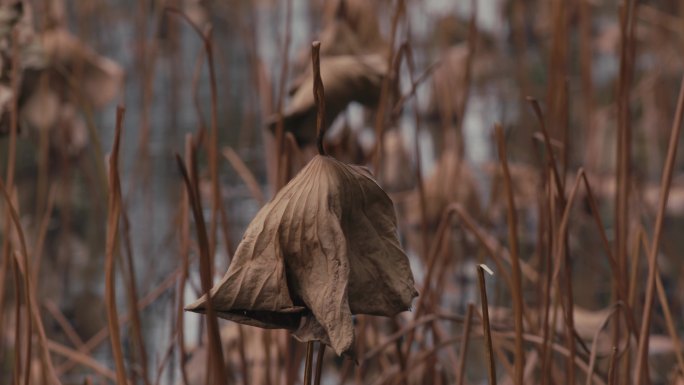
[186,155,417,356]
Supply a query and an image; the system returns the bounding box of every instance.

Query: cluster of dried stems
[3,1,684,385]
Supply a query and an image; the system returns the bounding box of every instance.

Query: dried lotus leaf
[187,155,417,356]
[41,29,123,107]
[267,55,386,145]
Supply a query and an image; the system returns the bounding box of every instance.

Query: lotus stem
[311,41,326,156]
[314,343,325,385]
[304,341,315,385]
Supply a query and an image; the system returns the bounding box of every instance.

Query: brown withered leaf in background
[319,0,387,57]
[40,28,123,108]
[186,155,417,356]
[268,54,386,146]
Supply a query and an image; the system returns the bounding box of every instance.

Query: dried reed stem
[477,265,496,385]
[456,303,474,385]
[176,134,193,385]
[274,0,293,189]
[222,147,265,205]
[634,74,684,385]
[121,209,150,385]
[105,106,128,385]
[655,272,684,377]
[47,339,116,381]
[176,149,228,385]
[372,0,404,172]
[494,124,524,385]
[615,2,637,380]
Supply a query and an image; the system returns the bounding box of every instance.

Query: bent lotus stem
[311,41,327,156]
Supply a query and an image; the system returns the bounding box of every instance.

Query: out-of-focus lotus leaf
[322,0,385,56]
[186,155,417,356]
[268,54,386,146]
[41,29,123,108]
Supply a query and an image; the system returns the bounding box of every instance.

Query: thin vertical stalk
[303,341,315,385]
[121,209,150,385]
[634,74,684,384]
[313,343,326,385]
[176,149,228,385]
[372,0,404,173]
[105,106,128,385]
[477,265,496,385]
[176,134,194,385]
[456,304,474,385]
[311,41,326,156]
[615,2,636,379]
[274,0,293,189]
[494,124,524,385]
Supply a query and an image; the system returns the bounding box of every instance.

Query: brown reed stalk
[545,0,568,142]
[578,0,595,169]
[494,124,524,385]
[12,254,21,385]
[176,149,228,385]
[274,0,293,189]
[456,304,474,385]
[0,27,20,367]
[615,2,637,380]
[30,184,56,286]
[585,304,622,385]
[634,74,684,385]
[176,134,193,385]
[47,339,117,381]
[539,170,553,385]
[477,265,496,385]
[655,271,684,377]
[372,0,404,173]
[527,98,565,196]
[397,41,430,262]
[43,300,84,349]
[105,106,129,385]
[510,0,529,98]
[529,98,586,378]
[313,344,326,385]
[120,208,151,385]
[580,172,639,338]
[0,178,62,385]
[222,147,265,205]
[167,6,233,269]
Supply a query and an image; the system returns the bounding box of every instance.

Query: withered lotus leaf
[268,54,387,146]
[186,155,417,356]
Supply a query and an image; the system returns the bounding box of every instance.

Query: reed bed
[2,1,684,385]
